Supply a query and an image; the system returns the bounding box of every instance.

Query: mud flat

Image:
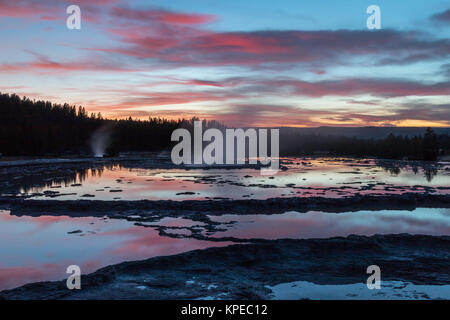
[1,234,448,300]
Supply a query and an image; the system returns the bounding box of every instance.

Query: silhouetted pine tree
[422,127,438,161]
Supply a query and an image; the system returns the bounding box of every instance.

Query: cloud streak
[99,17,450,68]
[431,9,450,24]
[0,2,449,127]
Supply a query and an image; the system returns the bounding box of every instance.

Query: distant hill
[280,127,450,139]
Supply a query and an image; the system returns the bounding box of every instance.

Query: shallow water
[1,207,449,292]
[0,210,231,291]
[267,280,450,300]
[204,208,450,240]
[13,158,450,201]
[1,157,449,294]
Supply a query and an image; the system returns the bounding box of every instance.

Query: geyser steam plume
[90,124,113,157]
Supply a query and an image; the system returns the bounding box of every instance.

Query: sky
[0,0,449,127]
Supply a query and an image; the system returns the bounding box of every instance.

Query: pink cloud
[0,0,117,22]
[93,20,450,68]
[0,0,59,19]
[111,6,216,25]
[0,55,138,74]
[282,78,450,98]
[91,90,243,111]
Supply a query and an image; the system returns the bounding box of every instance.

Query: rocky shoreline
[2,192,449,217]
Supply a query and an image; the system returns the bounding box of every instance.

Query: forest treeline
[0,93,448,160]
[0,93,221,156]
[279,128,447,161]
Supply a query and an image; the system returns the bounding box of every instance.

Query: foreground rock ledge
[1,234,448,300]
[1,193,450,217]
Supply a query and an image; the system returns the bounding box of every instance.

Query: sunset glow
[0,0,449,127]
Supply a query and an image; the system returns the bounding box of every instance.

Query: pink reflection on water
[0,211,231,291]
[209,208,450,240]
[0,263,65,292]
[25,158,449,201]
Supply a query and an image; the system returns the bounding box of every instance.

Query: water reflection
[1,207,449,291]
[424,168,438,182]
[0,210,231,291]
[374,159,441,182]
[0,163,117,194]
[2,158,449,201]
[206,208,450,240]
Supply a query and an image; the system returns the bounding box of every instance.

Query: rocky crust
[1,193,449,217]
